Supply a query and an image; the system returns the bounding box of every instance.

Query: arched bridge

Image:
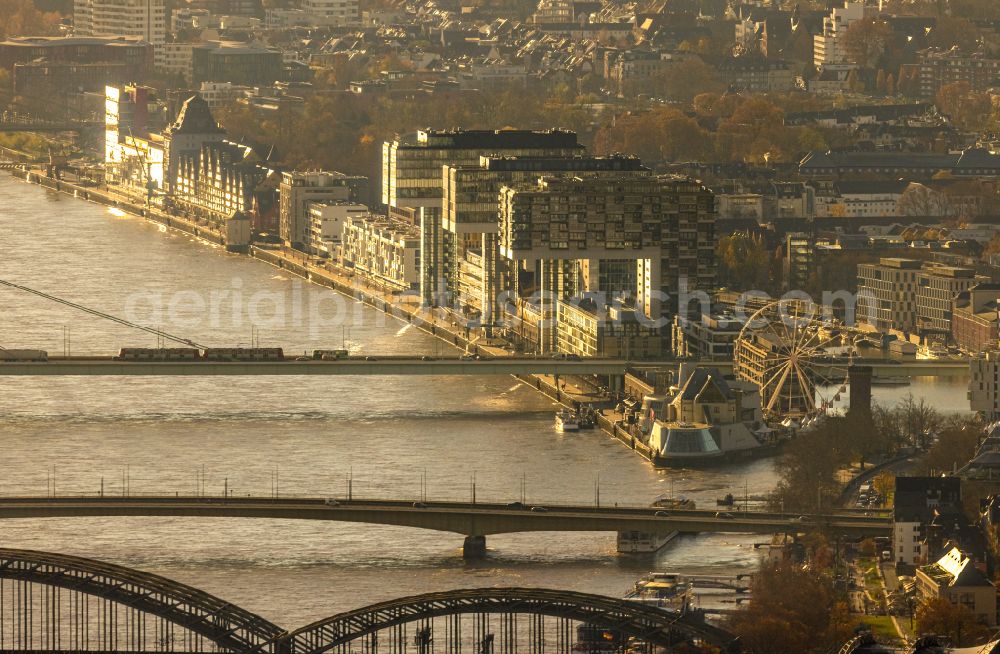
[0,548,740,653]
[0,547,285,651]
[281,588,739,654]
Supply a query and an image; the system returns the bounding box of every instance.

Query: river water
[0,175,969,629]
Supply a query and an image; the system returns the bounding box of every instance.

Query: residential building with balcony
[857,258,980,337]
[671,312,745,361]
[340,214,420,291]
[279,171,368,250]
[309,202,367,258]
[381,129,583,304]
[557,300,663,359]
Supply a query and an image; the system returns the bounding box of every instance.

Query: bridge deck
[0,357,971,377]
[0,496,890,537]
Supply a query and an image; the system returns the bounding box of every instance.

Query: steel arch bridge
[0,548,285,652]
[279,588,740,654]
[0,549,740,654]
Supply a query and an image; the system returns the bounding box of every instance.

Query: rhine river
[0,175,971,628]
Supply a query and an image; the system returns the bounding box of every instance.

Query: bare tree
[898,393,943,449]
[898,183,953,218]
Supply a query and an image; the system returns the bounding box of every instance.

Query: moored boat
[623,572,692,612]
[555,410,579,432]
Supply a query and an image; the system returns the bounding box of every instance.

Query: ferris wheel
[733,299,859,421]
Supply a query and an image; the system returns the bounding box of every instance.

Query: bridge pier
[463,535,486,559]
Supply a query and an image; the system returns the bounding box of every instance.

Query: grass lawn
[857,558,882,588]
[858,615,901,642]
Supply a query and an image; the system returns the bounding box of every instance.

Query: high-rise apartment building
[74,0,166,66]
[442,154,649,324]
[381,129,583,304]
[497,175,716,352]
[813,1,865,68]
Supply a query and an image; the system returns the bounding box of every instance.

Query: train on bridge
[0,347,522,363]
[1,347,291,362]
[0,347,361,362]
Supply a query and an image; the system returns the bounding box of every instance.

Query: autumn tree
[629,58,724,104]
[872,471,895,505]
[916,597,993,647]
[927,17,981,50]
[842,18,893,68]
[593,107,712,163]
[715,96,790,162]
[771,421,848,513]
[897,66,919,97]
[729,561,854,654]
[983,233,1000,258]
[692,92,741,118]
[950,0,1000,21]
[936,81,992,132]
[920,417,981,475]
[716,232,775,292]
[0,0,63,39]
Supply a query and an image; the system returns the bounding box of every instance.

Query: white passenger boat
[555,410,579,432]
[623,573,692,612]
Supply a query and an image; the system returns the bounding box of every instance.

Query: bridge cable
[0,278,207,348]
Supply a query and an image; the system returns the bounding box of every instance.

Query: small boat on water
[616,496,696,553]
[555,410,579,432]
[871,375,911,387]
[576,405,597,429]
[623,572,692,612]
